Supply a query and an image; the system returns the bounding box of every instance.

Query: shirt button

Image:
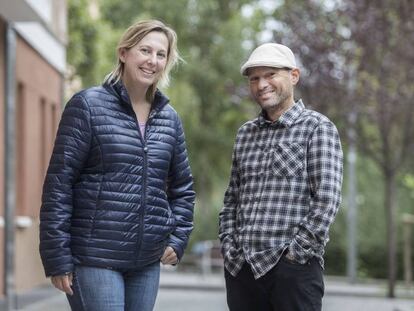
[143,147,148,153]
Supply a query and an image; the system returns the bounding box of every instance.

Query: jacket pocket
[271,143,304,177]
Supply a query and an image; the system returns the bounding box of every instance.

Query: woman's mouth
[140,67,156,75]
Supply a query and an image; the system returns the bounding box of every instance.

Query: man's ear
[118,48,127,63]
[291,68,300,85]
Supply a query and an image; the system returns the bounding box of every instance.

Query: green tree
[269,0,414,296]
[67,0,101,86]
[68,0,265,245]
[342,0,414,297]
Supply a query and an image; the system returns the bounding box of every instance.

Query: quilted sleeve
[39,94,92,277]
[166,114,195,260]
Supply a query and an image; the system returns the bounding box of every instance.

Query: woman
[39,19,195,311]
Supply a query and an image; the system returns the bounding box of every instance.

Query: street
[18,283,414,311]
[13,270,414,311]
[156,289,414,311]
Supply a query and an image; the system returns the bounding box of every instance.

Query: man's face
[247,66,299,112]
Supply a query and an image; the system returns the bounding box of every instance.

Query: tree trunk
[385,170,397,298]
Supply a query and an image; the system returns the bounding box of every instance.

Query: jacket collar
[256,99,304,128]
[104,80,170,113]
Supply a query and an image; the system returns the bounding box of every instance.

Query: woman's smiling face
[120,31,169,88]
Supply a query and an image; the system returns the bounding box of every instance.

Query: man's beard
[259,90,290,110]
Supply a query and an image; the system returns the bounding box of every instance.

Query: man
[219,43,343,311]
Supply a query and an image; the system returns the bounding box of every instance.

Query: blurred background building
[0,0,67,299]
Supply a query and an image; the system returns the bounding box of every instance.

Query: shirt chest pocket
[271,143,305,177]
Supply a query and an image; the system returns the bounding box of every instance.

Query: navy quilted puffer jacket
[39,81,195,277]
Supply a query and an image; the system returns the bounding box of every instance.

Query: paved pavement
[8,271,414,311]
[155,289,414,311]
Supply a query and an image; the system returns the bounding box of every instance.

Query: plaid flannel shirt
[219,100,343,279]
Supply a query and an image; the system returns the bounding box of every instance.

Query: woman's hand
[161,246,178,265]
[51,273,73,295]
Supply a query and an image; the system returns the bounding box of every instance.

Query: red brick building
[0,0,67,301]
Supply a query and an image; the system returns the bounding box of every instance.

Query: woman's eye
[140,48,150,54]
[157,53,166,59]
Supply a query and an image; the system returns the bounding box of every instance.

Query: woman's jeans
[67,261,160,311]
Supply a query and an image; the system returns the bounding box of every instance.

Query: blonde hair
[104,19,181,102]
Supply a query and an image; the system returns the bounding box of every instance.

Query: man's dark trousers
[224,256,324,311]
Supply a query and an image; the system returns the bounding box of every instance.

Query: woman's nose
[147,53,157,64]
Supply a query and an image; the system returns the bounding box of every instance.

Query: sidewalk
[7,272,414,311]
[159,271,414,298]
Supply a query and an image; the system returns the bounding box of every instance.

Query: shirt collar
[256,99,305,128]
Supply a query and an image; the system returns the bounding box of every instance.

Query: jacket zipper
[134,109,156,260]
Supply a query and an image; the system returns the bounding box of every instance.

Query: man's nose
[257,77,269,89]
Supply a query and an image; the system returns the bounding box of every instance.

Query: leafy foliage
[67,0,101,86]
[67,0,261,247]
[66,0,414,282]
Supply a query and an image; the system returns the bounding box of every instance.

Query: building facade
[0,0,67,298]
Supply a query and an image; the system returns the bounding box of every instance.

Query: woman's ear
[291,68,300,85]
[118,48,127,63]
